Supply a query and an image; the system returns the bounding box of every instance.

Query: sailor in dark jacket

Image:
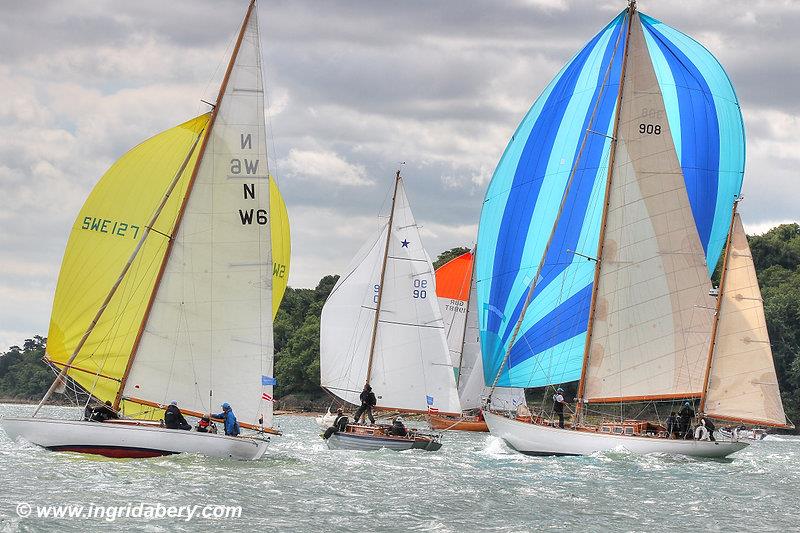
[679,402,695,439]
[164,401,191,430]
[665,412,678,438]
[387,416,407,437]
[85,400,119,422]
[323,408,349,439]
[353,383,377,424]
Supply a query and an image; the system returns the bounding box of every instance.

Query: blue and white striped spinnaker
[476,9,744,390]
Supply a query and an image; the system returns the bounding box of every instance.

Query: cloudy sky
[1,0,798,350]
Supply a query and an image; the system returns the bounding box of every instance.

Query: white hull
[484,411,748,458]
[2,417,270,460]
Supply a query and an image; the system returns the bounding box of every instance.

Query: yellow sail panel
[270,176,290,318]
[45,114,210,406]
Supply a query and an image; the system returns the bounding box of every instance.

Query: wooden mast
[455,245,477,390]
[113,0,258,410]
[575,1,636,421]
[698,198,739,414]
[365,171,401,384]
[485,4,632,402]
[32,128,206,417]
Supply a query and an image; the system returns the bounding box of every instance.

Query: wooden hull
[325,424,442,452]
[2,417,270,460]
[484,411,749,458]
[427,413,488,432]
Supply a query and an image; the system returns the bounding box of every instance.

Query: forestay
[123,7,275,429]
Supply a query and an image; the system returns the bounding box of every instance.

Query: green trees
[749,224,800,423]
[1,228,798,425]
[433,246,471,269]
[273,275,338,401]
[0,336,51,400]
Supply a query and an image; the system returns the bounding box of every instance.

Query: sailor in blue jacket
[211,402,240,436]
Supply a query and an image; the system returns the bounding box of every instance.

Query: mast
[365,171,401,384]
[486,4,632,401]
[698,198,738,414]
[113,0,258,409]
[455,245,477,389]
[575,1,636,420]
[32,129,205,417]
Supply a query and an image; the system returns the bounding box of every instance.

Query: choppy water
[1,403,798,532]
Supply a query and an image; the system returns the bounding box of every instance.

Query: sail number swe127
[81,216,140,239]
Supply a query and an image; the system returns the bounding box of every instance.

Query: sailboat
[2,1,284,460]
[429,249,525,431]
[477,1,790,458]
[319,172,461,451]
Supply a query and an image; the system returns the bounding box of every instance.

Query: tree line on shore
[1,225,798,427]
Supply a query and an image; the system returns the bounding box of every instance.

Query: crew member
[86,400,119,422]
[323,408,349,439]
[196,416,214,433]
[699,416,716,442]
[211,402,240,436]
[388,416,407,437]
[678,401,695,440]
[665,412,678,439]
[164,401,191,431]
[353,383,377,424]
[552,387,566,429]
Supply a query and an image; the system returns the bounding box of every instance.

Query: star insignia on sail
[401,239,410,248]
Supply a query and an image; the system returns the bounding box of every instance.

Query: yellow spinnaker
[46,114,209,417]
[270,176,290,318]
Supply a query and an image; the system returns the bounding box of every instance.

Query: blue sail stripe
[478,9,744,389]
[641,14,744,273]
[482,16,623,339]
[492,17,625,370]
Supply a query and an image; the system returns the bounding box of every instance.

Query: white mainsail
[122,7,275,428]
[582,15,715,402]
[704,213,788,426]
[320,178,461,414]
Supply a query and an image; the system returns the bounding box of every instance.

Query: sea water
[0,403,798,532]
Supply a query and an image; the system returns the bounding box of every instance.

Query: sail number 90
[413,279,428,299]
[639,123,661,135]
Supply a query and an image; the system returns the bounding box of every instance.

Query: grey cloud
[0,0,798,348]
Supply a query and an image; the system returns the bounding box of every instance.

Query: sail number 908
[639,123,661,135]
[413,279,428,299]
